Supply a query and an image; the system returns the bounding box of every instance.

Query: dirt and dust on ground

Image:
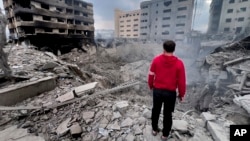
[0,36,250,141]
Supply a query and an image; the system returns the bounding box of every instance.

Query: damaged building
[3,0,94,52]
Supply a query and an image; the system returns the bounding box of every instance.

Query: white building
[114,9,141,39]
[218,0,250,34]
[140,0,194,42]
[95,29,114,39]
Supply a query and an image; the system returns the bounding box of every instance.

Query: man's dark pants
[151,88,176,137]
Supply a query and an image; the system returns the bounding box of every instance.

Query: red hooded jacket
[148,54,186,98]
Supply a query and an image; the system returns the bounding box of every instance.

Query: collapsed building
[3,0,94,52]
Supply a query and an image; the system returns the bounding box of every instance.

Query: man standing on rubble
[148,40,186,140]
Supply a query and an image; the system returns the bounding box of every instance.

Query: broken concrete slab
[109,121,121,131]
[40,61,59,70]
[172,120,189,132]
[70,123,82,137]
[56,118,71,136]
[0,76,56,106]
[82,111,95,121]
[201,112,216,122]
[0,125,45,141]
[74,82,98,96]
[121,117,134,127]
[233,95,250,114]
[56,91,75,103]
[114,101,129,115]
[125,134,135,141]
[207,121,229,141]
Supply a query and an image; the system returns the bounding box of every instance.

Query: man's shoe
[161,136,168,141]
[152,128,161,136]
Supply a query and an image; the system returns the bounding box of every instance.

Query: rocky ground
[0,39,250,141]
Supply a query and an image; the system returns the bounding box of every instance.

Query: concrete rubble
[1,36,250,140]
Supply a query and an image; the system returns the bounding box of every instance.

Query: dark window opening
[238,17,244,22]
[82,4,87,8]
[162,31,169,35]
[224,28,230,32]
[44,28,52,32]
[178,7,187,11]
[15,0,31,8]
[227,9,233,13]
[226,18,231,23]
[176,23,185,27]
[56,8,64,13]
[162,24,170,28]
[229,0,235,3]
[67,19,73,24]
[75,20,81,25]
[23,27,34,34]
[179,0,188,2]
[43,16,51,21]
[41,3,49,10]
[84,23,89,26]
[163,9,171,13]
[236,27,242,33]
[59,29,65,33]
[19,13,33,21]
[58,18,65,23]
[66,9,73,14]
[76,30,81,34]
[177,15,186,19]
[176,31,184,34]
[240,7,246,12]
[68,30,74,34]
[164,1,172,7]
[75,11,80,15]
[163,17,171,20]
[65,0,72,6]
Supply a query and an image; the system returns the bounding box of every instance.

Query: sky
[0,0,211,33]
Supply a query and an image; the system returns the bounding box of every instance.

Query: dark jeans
[151,88,176,137]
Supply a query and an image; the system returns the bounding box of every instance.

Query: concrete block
[82,111,95,121]
[207,121,229,141]
[201,112,216,122]
[56,91,75,103]
[0,77,56,106]
[56,118,71,136]
[172,120,188,132]
[74,82,98,96]
[70,123,82,136]
[114,101,129,115]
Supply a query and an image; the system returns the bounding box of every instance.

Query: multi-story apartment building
[114,9,141,39]
[3,0,94,49]
[218,0,250,34]
[140,0,194,42]
[207,0,223,34]
[208,0,250,35]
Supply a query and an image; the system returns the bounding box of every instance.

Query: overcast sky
[0,0,211,32]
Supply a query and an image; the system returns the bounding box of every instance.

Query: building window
[155,32,157,35]
[162,31,169,35]
[176,31,184,34]
[224,27,230,32]
[242,0,248,2]
[120,30,124,32]
[162,24,170,28]
[176,23,185,27]
[156,18,158,21]
[163,9,171,13]
[163,17,171,20]
[238,17,244,22]
[156,11,158,14]
[120,21,124,23]
[178,0,187,2]
[127,25,131,27]
[240,7,247,12]
[155,25,157,28]
[134,29,138,31]
[178,7,187,11]
[120,25,124,27]
[134,34,138,36]
[177,15,186,19]
[227,9,233,13]
[127,20,131,22]
[134,24,138,26]
[127,30,131,32]
[236,27,242,33]
[164,1,172,7]
[226,18,231,23]
[229,0,235,3]
[134,19,138,21]
[141,33,147,35]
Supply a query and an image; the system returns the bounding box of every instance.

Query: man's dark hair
[163,40,176,53]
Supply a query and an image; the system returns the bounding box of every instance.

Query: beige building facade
[140,0,194,42]
[114,9,141,39]
[218,0,250,34]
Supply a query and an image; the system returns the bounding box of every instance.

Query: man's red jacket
[148,54,186,98]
